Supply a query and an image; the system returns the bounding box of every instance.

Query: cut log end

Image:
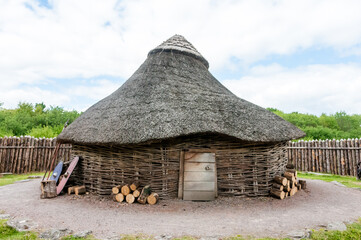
[133,189,140,198]
[126,194,135,204]
[115,193,124,202]
[130,182,139,191]
[147,193,159,205]
[121,184,131,196]
[112,185,121,194]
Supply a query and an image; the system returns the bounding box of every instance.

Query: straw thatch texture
[71,134,287,199]
[58,35,304,146]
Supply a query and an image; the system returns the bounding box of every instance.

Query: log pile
[270,164,306,200]
[112,183,159,205]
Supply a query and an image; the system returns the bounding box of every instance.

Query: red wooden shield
[56,156,79,195]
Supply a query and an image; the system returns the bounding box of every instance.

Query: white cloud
[222,63,361,115]
[0,86,70,108]
[0,0,361,113]
[67,79,119,101]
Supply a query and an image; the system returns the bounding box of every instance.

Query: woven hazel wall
[71,135,288,199]
[72,145,180,198]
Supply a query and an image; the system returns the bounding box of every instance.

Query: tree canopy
[0,102,80,138]
[268,108,361,140]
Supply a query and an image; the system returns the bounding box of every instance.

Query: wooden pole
[0,137,4,172]
[4,137,11,173]
[308,141,312,172]
[27,137,34,173]
[311,140,316,172]
[331,139,336,174]
[354,138,361,175]
[321,140,326,173]
[325,140,330,173]
[346,139,352,176]
[340,140,345,175]
[351,139,357,176]
[24,137,30,173]
[13,137,20,174]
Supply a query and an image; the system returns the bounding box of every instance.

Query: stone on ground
[39,228,73,240]
[331,181,346,187]
[6,219,37,231]
[154,235,173,240]
[28,175,42,179]
[72,230,92,238]
[0,214,10,219]
[327,222,347,231]
[287,230,308,239]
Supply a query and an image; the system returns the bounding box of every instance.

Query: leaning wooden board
[56,156,79,195]
[50,161,63,183]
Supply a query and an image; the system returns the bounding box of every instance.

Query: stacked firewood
[270,164,306,200]
[111,183,159,205]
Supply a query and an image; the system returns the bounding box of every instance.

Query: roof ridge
[148,34,209,68]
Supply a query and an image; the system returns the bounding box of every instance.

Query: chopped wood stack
[112,183,159,205]
[270,164,306,200]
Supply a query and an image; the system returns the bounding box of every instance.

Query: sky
[1,0,361,115]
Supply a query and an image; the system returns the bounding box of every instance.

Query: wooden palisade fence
[1,137,360,177]
[288,138,361,177]
[0,136,71,174]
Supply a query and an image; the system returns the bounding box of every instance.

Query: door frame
[178,149,217,199]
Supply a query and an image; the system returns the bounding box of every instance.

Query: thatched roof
[58,35,305,145]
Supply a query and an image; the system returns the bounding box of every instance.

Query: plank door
[183,152,217,201]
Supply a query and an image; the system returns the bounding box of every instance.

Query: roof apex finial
[148,34,209,68]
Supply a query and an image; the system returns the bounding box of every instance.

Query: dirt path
[0,179,360,239]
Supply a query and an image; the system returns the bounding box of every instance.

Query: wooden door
[183,152,217,201]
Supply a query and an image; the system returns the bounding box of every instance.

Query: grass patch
[225,236,290,240]
[1,218,361,240]
[118,234,153,240]
[62,235,96,240]
[0,219,37,240]
[310,218,361,240]
[297,172,361,189]
[0,173,43,187]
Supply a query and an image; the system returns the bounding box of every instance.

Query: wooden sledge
[56,156,79,195]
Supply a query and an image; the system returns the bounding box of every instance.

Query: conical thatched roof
[57,35,305,145]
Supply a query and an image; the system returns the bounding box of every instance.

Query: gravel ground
[0,179,360,239]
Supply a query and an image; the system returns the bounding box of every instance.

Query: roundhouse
[57,35,305,200]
